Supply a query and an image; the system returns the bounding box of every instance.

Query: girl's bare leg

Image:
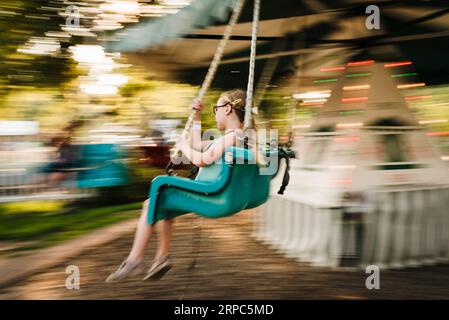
[142,218,174,280]
[155,218,174,259]
[105,199,154,282]
[127,199,154,262]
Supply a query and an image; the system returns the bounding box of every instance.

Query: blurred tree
[0,0,78,90]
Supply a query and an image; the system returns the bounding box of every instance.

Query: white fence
[0,170,93,203]
[252,186,449,269]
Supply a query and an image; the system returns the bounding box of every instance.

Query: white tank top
[195,131,238,181]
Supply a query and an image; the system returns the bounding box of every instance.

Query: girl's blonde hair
[219,89,266,166]
[219,89,257,131]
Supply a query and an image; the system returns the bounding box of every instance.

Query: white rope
[243,0,260,131]
[166,0,245,169]
[179,0,246,141]
[167,0,246,168]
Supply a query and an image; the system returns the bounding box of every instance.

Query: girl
[106,89,254,283]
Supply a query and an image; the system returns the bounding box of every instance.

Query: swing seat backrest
[243,145,284,209]
[147,146,271,224]
[245,170,271,209]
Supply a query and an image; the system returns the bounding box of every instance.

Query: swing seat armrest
[147,167,232,225]
[149,147,253,195]
[149,167,231,195]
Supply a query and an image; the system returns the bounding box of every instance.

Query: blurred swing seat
[76,143,127,189]
[147,146,287,224]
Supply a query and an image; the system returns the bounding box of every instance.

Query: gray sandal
[143,255,172,281]
[105,259,145,283]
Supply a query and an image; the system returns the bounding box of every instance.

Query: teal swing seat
[147,146,273,224]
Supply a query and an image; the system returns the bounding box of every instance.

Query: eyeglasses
[212,102,231,115]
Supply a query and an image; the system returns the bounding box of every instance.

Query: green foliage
[0,202,141,242]
[0,0,79,88]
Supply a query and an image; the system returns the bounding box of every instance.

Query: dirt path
[0,211,448,299]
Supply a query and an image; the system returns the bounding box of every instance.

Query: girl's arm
[178,132,236,167]
[188,99,207,151]
[187,100,220,152]
[188,126,213,151]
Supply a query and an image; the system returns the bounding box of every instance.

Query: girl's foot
[143,255,172,281]
[105,259,145,283]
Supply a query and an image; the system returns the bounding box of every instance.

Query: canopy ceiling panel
[108,0,449,88]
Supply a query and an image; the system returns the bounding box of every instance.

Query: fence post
[391,191,408,268]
